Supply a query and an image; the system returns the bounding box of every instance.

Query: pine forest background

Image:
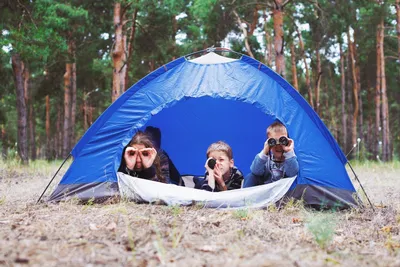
[1,0,399,165]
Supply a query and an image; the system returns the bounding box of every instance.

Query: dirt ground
[0,161,399,267]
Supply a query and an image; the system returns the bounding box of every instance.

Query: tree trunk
[263,10,273,66]
[112,2,127,102]
[233,10,254,58]
[378,19,391,161]
[295,26,313,107]
[29,98,36,160]
[339,42,347,153]
[46,95,51,160]
[273,0,286,77]
[249,6,259,35]
[290,43,298,90]
[11,54,29,164]
[396,0,400,74]
[23,64,36,160]
[347,29,359,155]
[70,41,77,149]
[1,126,6,159]
[125,7,138,90]
[63,61,72,158]
[314,47,322,114]
[56,106,62,159]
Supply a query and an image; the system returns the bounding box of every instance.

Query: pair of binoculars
[267,136,289,147]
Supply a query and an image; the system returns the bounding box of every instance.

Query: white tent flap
[117,172,296,209]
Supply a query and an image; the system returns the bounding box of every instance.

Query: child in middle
[196,141,244,192]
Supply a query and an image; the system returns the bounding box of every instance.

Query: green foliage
[305,212,337,249]
[1,0,399,162]
[232,208,251,220]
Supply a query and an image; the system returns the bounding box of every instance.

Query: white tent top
[188,52,239,64]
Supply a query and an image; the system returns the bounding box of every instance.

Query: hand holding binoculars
[267,136,289,147]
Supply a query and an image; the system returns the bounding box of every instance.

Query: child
[196,141,244,192]
[118,131,166,183]
[144,126,182,185]
[243,122,299,187]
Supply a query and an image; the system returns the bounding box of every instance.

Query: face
[268,129,288,156]
[132,144,146,171]
[208,151,234,179]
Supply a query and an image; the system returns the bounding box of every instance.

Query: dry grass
[0,160,399,266]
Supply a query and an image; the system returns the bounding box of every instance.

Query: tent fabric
[117,172,296,209]
[48,51,360,209]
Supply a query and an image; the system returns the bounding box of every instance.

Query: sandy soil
[0,161,399,266]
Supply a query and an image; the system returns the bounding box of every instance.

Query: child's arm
[250,139,271,176]
[283,139,299,177]
[250,152,270,176]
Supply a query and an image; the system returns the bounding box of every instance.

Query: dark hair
[144,126,161,149]
[129,131,165,183]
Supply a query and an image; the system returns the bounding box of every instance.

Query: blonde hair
[206,141,233,159]
[267,122,288,137]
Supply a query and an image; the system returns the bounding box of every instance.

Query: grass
[305,212,337,249]
[1,160,400,266]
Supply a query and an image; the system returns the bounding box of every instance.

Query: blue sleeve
[250,152,270,176]
[283,150,299,177]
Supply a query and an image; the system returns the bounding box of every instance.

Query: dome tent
[46,48,361,209]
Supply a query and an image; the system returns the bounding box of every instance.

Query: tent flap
[117,172,296,209]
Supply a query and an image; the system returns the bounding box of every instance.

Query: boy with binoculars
[243,122,299,187]
[195,141,244,192]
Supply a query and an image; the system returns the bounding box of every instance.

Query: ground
[0,160,399,267]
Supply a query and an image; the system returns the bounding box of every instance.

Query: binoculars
[267,136,289,147]
[207,158,217,170]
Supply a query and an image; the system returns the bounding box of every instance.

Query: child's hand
[263,139,271,155]
[213,164,227,191]
[124,147,138,170]
[283,138,294,152]
[139,148,157,169]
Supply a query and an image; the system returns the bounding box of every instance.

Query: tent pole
[347,161,375,211]
[36,154,71,204]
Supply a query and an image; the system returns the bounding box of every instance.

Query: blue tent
[48,49,360,208]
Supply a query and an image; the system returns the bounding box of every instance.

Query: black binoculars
[207,158,217,170]
[267,136,289,147]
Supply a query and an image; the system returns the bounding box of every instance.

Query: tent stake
[347,161,375,211]
[36,154,71,204]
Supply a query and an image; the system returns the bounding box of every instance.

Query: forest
[1,0,399,164]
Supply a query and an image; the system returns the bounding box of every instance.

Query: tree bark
[112,2,127,102]
[125,7,138,90]
[233,10,255,58]
[1,126,6,159]
[347,29,359,155]
[29,97,36,160]
[273,0,286,77]
[314,47,322,114]
[63,61,72,158]
[70,40,77,150]
[396,0,400,74]
[23,64,36,160]
[56,106,62,159]
[339,42,347,152]
[295,25,313,107]
[11,54,29,164]
[263,10,273,66]
[378,19,391,161]
[290,43,298,90]
[46,95,51,160]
